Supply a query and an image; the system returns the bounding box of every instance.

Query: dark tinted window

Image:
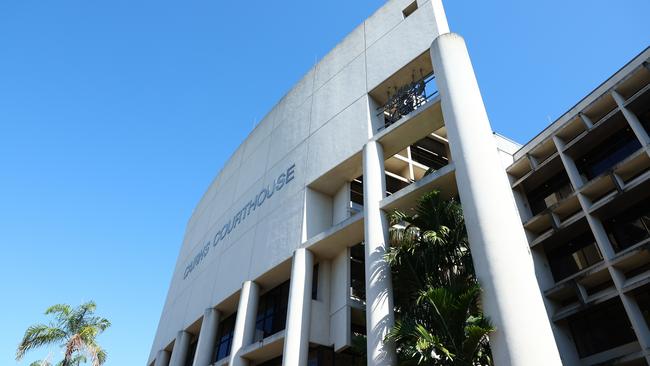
[604,198,650,252]
[545,232,602,282]
[576,127,641,180]
[526,171,573,215]
[254,281,290,341]
[184,339,197,366]
[214,314,236,362]
[350,244,365,301]
[567,298,636,357]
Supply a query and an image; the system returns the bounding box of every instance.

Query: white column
[192,308,220,366]
[169,331,192,366]
[229,281,259,366]
[362,140,396,366]
[430,33,562,366]
[282,248,314,366]
[154,350,171,366]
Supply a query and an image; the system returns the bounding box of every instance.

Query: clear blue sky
[0,1,648,365]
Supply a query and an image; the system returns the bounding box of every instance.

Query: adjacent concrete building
[148,0,650,365]
[508,48,650,366]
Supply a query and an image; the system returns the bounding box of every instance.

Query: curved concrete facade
[149,1,566,365]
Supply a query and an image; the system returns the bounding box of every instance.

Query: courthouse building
[148,0,650,365]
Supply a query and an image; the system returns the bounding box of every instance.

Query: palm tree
[386,190,493,365]
[16,301,110,366]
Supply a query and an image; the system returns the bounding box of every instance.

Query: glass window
[567,298,636,357]
[576,127,641,180]
[605,198,650,252]
[545,232,603,282]
[184,339,197,366]
[312,264,319,300]
[526,171,573,215]
[350,244,365,302]
[254,281,290,341]
[213,314,236,362]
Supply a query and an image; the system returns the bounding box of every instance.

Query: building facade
[508,48,650,366]
[148,0,650,365]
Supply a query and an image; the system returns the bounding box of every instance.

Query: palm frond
[16,325,67,360]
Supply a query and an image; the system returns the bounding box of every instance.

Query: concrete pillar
[192,308,220,366]
[229,281,259,366]
[612,90,650,146]
[154,350,171,366]
[169,331,192,366]
[282,248,314,366]
[362,140,396,366]
[553,135,585,189]
[430,33,562,366]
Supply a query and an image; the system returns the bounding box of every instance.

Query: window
[350,243,365,301]
[184,339,197,366]
[576,127,641,180]
[402,1,418,18]
[526,171,573,216]
[213,314,236,362]
[312,264,319,300]
[567,298,636,357]
[254,281,290,341]
[604,198,650,252]
[544,232,602,282]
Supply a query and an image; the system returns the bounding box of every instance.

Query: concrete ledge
[240,330,286,363]
[380,162,456,212]
[302,212,365,259]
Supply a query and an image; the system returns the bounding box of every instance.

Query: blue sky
[0,1,648,365]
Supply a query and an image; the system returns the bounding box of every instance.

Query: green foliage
[386,191,493,365]
[16,301,111,366]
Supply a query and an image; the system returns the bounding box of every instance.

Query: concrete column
[154,350,171,366]
[430,33,562,366]
[229,281,259,366]
[169,331,192,366]
[362,140,396,366]
[192,308,220,366]
[612,90,650,146]
[282,248,314,366]
[552,136,585,190]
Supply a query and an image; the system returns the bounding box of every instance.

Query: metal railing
[377,72,438,131]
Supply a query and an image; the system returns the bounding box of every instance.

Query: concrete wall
[148,1,439,362]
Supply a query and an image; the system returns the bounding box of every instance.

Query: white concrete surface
[192,308,220,366]
[282,248,314,366]
[430,32,562,365]
[229,281,259,366]
[362,140,396,366]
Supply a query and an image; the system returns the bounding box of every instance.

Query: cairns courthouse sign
[183,164,296,279]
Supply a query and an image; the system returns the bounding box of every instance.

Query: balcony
[376,72,438,131]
